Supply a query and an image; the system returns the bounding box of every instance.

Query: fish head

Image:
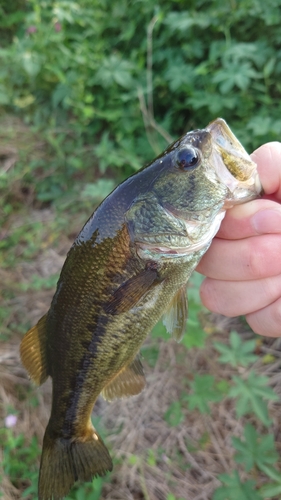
[126,118,262,258]
[152,117,261,214]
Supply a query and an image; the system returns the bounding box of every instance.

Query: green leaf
[81,179,115,201]
[213,471,262,500]
[214,61,260,93]
[0,85,10,104]
[151,321,170,341]
[128,454,138,465]
[164,401,184,427]
[166,495,185,500]
[141,345,159,368]
[146,448,157,467]
[181,301,207,349]
[232,423,278,472]
[258,464,281,482]
[185,375,224,414]
[165,11,210,31]
[214,331,258,368]
[165,61,195,91]
[263,57,276,78]
[260,483,281,498]
[229,372,278,426]
[188,272,204,305]
[259,465,281,498]
[52,83,72,107]
[95,55,135,89]
[21,51,42,77]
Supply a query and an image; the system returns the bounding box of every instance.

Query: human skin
[197,142,281,337]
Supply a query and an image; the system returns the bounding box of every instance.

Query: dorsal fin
[101,356,145,401]
[162,285,188,342]
[20,314,49,385]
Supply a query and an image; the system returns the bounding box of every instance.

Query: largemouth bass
[20,119,261,500]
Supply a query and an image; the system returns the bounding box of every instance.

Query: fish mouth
[206,118,262,205]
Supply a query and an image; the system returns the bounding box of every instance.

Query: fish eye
[176,147,200,171]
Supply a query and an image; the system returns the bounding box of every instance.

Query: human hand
[197,142,281,337]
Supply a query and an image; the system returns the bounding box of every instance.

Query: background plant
[1,0,281,210]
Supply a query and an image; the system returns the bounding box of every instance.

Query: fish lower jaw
[224,185,262,207]
[136,210,226,260]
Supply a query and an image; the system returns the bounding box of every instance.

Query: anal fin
[101,356,146,401]
[162,285,188,342]
[20,314,49,385]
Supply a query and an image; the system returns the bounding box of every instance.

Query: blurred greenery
[1,0,281,214]
[1,1,281,499]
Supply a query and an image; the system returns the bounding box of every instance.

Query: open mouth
[206,118,262,203]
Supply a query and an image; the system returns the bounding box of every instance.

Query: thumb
[251,142,281,199]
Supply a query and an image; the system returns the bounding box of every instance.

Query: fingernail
[252,209,281,234]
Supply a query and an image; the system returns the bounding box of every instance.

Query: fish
[20,118,261,500]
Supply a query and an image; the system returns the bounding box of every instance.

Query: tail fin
[38,424,113,500]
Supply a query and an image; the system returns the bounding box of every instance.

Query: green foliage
[213,471,262,500]
[185,375,226,414]
[151,321,170,341]
[182,272,207,348]
[20,273,59,291]
[229,372,279,426]
[1,427,40,493]
[65,477,107,500]
[181,301,207,348]
[81,179,116,202]
[146,448,157,467]
[1,0,281,210]
[0,411,109,499]
[164,401,185,427]
[232,423,278,472]
[167,494,185,500]
[214,331,258,367]
[259,466,281,499]
[211,334,280,499]
[141,344,160,368]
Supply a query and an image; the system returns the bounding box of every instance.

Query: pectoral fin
[20,314,49,385]
[101,356,145,401]
[162,285,188,342]
[105,266,160,315]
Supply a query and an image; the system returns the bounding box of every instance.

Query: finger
[251,142,281,199]
[216,199,281,240]
[246,297,281,337]
[197,234,281,280]
[199,274,281,317]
